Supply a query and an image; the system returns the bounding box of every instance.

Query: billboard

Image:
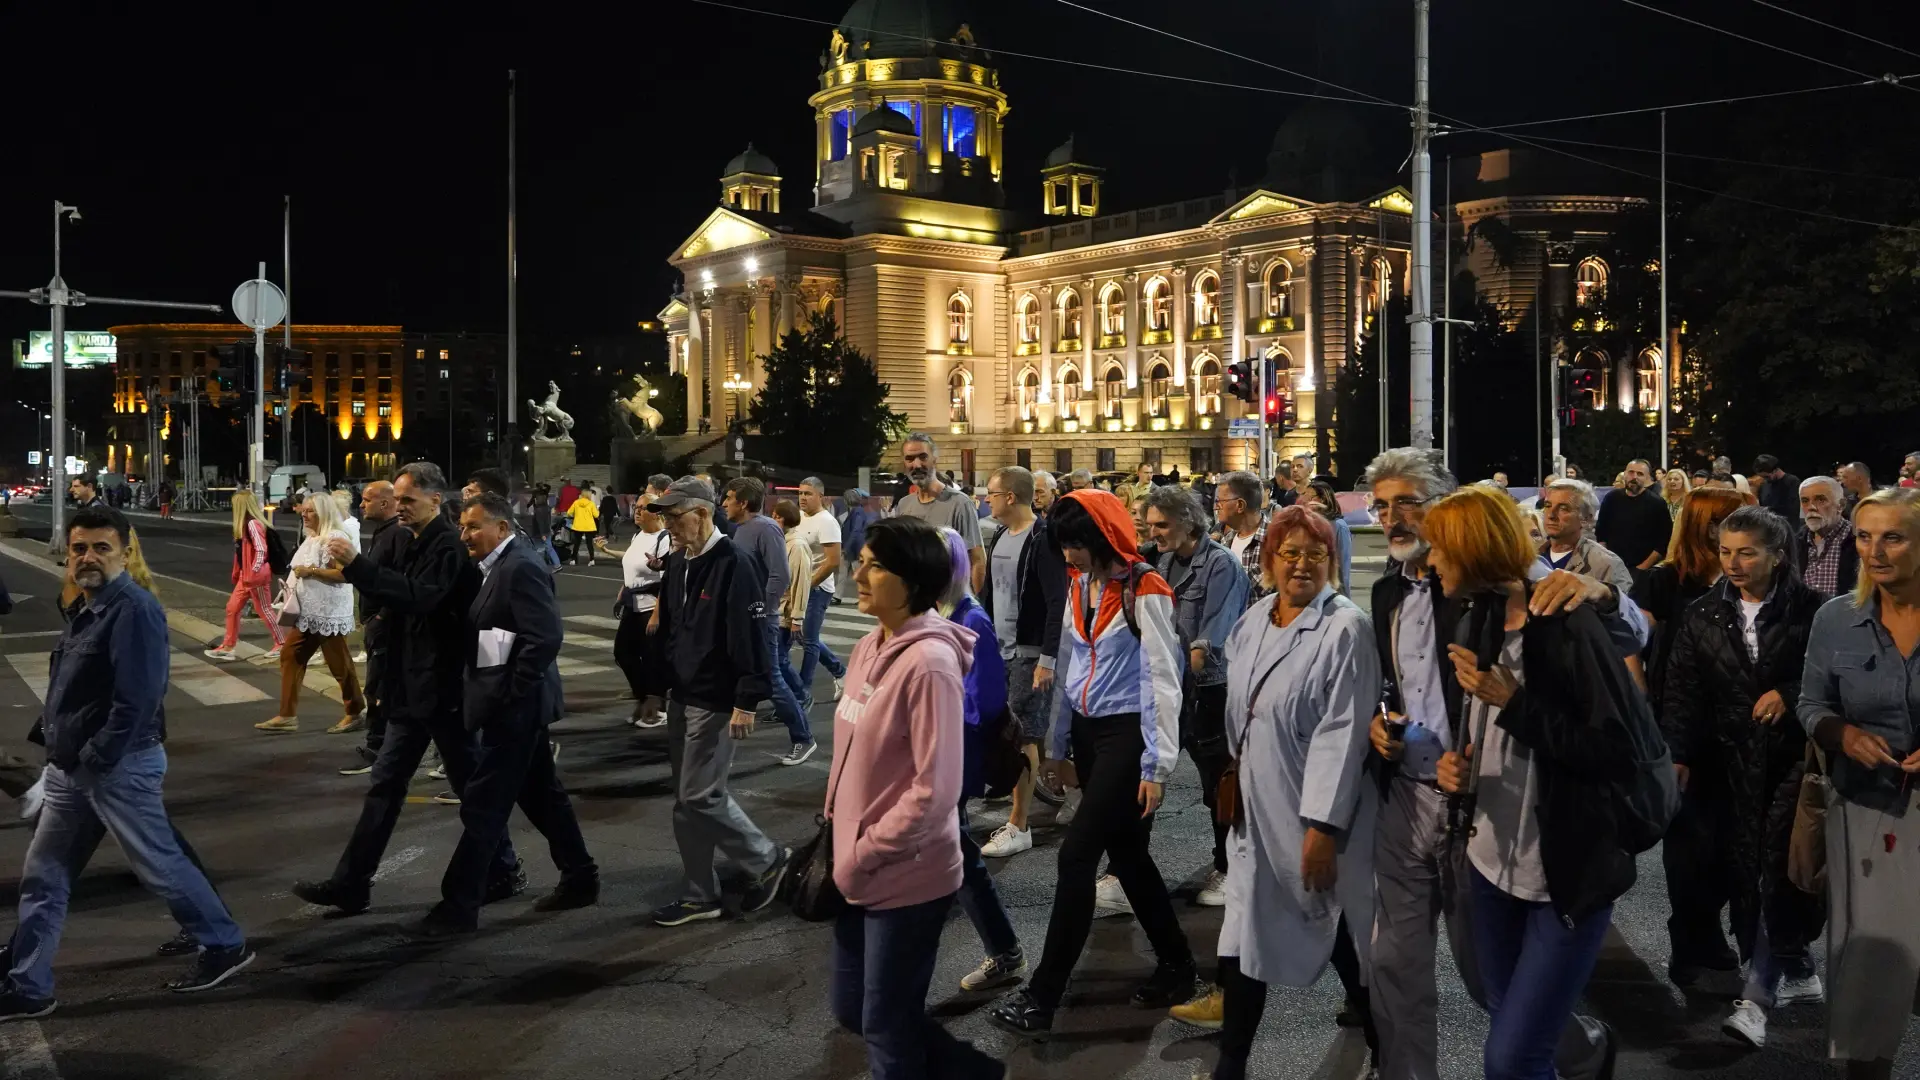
[16,330,116,368]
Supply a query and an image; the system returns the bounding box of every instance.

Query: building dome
[835,0,980,61]
[853,105,918,138]
[1043,136,1081,169]
[722,143,780,178]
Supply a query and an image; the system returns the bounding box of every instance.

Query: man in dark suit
[409,493,598,936]
[293,462,522,914]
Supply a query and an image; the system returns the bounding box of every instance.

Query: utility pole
[1442,155,1452,471]
[253,261,269,495]
[1378,212,1389,457]
[505,69,519,466]
[1658,110,1670,472]
[1408,0,1435,449]
[0,201,222,554]
[1546,240,1561,474]
[284,197,295,469]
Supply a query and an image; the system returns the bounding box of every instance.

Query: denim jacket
[42,572,169,772]
[1798,592,1920,812]
[1156,537,1251,687]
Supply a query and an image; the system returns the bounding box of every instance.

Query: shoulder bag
[784,699,858,922]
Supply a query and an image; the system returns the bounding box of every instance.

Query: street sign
[231,279,286,331]
[731,434,746,462]
[26,451,41,465]
[1227,418,1262,438]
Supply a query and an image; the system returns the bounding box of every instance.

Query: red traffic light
[1264,395,1279,417]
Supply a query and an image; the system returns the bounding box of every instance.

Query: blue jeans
[9,746,242,999]
[765,618,810,745]
[831,895,1003,1080]
[795,586,846,696]
[955,801,1019,957]
[1469,868,1612,1080]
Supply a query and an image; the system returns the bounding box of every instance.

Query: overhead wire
[1465,77,1890,132]
[1741,0,1920,64]
[1441,129,1917,184]
[1613,0,1919,94]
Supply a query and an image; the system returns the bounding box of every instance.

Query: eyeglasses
[1368,495,1433,519]
[1273,547,1330,565]
[985,489,1013,500]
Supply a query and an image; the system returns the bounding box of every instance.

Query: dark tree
[748,318,907,474]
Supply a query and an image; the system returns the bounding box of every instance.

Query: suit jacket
[464,539,565,732]
[340,515,479,722]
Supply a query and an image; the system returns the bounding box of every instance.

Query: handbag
[1787,743,1830,895]
[275,579,302,629]
[784,698,859,922]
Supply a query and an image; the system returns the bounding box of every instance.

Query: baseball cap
[649,476,716,511]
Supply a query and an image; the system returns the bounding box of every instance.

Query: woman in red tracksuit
[205,489,284,661]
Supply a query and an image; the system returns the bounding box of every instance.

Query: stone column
[1227,251,1247,382]
[1171,264,1189,386]
[750,283,774,392]
[777,275,798,341]
[1079,277,1095,424]
[687,290,709,429]
[1038,282,1055,410]
[1124,270,1141,387]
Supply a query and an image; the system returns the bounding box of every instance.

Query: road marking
[562,632,613,651]
[4,653,48,702]
[564,615,623,630]
[0,1022,60,1080]
[168,649,271,706]
[0,630,62,640]
[290,845,427,918]
[555,658,612,677]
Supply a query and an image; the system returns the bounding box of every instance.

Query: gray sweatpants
[667,698,779,904]
[1826,787,1920,1064]
[1370,774,1610,1080]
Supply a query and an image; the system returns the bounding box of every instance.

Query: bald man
[343,479,407,776]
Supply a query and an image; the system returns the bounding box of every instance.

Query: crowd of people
[4,435,1920,1080]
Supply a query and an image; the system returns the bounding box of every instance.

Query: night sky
[3,0,1915,407]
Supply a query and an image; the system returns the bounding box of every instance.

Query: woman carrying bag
[822,516,1003,1080]
[205,489,284,662]
[256,489,363,735]
[596,497,672,729]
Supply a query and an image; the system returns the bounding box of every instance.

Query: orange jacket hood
[1058,488,1144,565]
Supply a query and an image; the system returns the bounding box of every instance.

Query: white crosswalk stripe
[4,653,48,702]
[4,647,269,707]
[564,615,623,630]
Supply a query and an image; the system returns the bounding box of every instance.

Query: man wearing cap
[641,477,792,927]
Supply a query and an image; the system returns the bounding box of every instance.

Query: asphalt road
[0,505,1911,1079]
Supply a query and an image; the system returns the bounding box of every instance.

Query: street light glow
[743,256,758,275]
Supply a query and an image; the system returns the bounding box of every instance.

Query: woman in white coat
[1172,503,1382,1080]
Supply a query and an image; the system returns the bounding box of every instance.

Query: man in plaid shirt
[1210,470,1271,605]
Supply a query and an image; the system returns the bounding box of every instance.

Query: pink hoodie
[824,610,976,910]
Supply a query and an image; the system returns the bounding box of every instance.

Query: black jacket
[340,515,481,721]
[357,514,411,648]
[979,516,1067,662]
[1456,592,1647,921]
[657,532,771,714]
[1371,564,1467,726]
[1661,574,1820,951]
[1792,523,1859,598]
[465,539,564,732]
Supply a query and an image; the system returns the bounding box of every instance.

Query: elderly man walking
[1796,475,1858,597]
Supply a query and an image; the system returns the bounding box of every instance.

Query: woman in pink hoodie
[825,516,1005,1080]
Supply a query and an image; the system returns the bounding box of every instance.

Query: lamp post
[722,372,750,422]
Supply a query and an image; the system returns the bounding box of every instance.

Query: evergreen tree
[748,318,908,474]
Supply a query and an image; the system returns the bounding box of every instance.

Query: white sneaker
[635,714,666,730]
[18,769,47,820]
[352,651,368,664]
[981,823,1033,858]
[203,647,238,661]
[831,676,845,701]
[1776,973,1825,1005]
[1055,788,1082,826]
[1094,873,1132,914]
[263,647,282,661]
[427,763,447,781]
[1195,868,1228,907]
[1722,999,1767,1048]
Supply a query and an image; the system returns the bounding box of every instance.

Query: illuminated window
[1265,260,1293,317]
[351,401,366,417]
[1193,272,1220,327]
[1573,348,1609,409]
[947,291,972,346]
[439,367,450,380]
[438,348,450,361]
[1146,360,1172,418]
[1057,364,1082,410]
[881,100,923,144]
[1636,348,1660,411]
[1143,277,1171,331]
[1018,368,1040,420]
[1099,284,1126,337]
[944,104,977,158]
[829,108,852,162]
[1192,354,1222,415]
[377,403,391,418]
[1102,365,1126,419]
[948,369,971,425]
[1057,289,1082,343]
[1575,257,1608,308]
[415,348,425,359]
[1017,293,1039,344]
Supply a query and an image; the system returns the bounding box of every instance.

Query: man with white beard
[1795,475,1858,597]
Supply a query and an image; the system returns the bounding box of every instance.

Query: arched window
[1102,364,1126,419]
[1099,283,1126,337]
[1265,260,1293,318]
[1635,348,1661,412]
[1016,293,1039,345]
[1057,290,1083,343]
[1373,257,1394,303]
[818,294,837,327]
[1192,354,1221,415]
[1193,271,1220,327]
[1018,368,1040,421]
[1143,276,1171,331]
[948,368,971,425]
[947,291,972,347]
[1573,348,1609,409]
[1146,360,1172,418]
[1057,363,1082,410]
[1575,257,1608,308]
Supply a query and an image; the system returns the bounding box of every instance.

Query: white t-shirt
[1739,597,1764,660]
[1226,529,1257,563]
[622,528,673,612]
[797,509,844,596]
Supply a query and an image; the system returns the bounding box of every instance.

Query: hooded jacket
[824,611,975,910]
[1048,489,1184,783]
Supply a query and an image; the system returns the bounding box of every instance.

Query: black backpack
[261,526,293,576]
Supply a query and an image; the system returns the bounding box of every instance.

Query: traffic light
[275,346,309,395]
[1559,367,1600,427]
[1226,360,1255,403]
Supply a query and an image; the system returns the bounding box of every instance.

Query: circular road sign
[232,279,287,331]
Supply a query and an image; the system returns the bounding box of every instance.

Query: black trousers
[1215,924,1378,1079]
[1028,711,1194,1007]
[330,709,518,890]
[613,605,659,702]
[362,633,389,753]
[437,714,597,926]
[1186,681,1231,875]
[569,530,595,563]
[1663,763,1735,963]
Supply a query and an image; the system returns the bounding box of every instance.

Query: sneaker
[831,676,845,701]
[254,716,299,733]
[741,847,794,913]
[987,989,1054,1038]
[1131,959,1198,1008]
[0,990,57,1023]
[292,878,371,914]
[652,899,723,927]
[635,714,666,730]
[780,742,818,767]
[166,944,256,993]
[203,647,238,661]
[339,759,373,776]
[1168,984,1224,1030]
[327,715,365,735]
[1054,788,1082,826]
[352,651,368,663]
[18,771,46,821]
[960,947,1027,992]
[432,791,460,805]
[981,823,1034,858]
[156,928,199,957]
[533,876,601,913]
[1722,999,1767,1048]
[263,647,282,661]
[1776,973,1825,1005]
[485,867,530,905]
[1094,874,1132,915]
[1195,868,1228,908]
[427,763,448,781]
